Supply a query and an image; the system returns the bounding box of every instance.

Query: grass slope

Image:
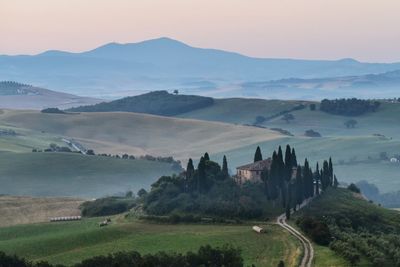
[0,217,301,267]
[0,196,83,227]
[294,188,400,267]
[0,110,281,160]
[178,98,306,124]
[0,152,178,198]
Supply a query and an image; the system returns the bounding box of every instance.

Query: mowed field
[0,196,83,227]
[0,110,282,161]
[0,217,301,267]
[0,152,178,197]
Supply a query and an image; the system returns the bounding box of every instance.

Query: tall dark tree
[254,146,263,162]
[186,158,194,179]
[261,169,270,199]
[268,151,280,202]
[204,152,210,161]
[197,156,206,192]
[315,163,320,195]
[286,182,293,220]
[222,155,229,178]
[321,160,330,190]
[276,146,286,207]
[284,145,293,182]
[291,148,298,167]
[295,166,303,207]
[329,157,334,186]
[333,175,339,188]
[303,159,311,198]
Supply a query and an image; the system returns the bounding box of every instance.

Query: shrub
[347,183,361,194]
[297,216,332,245]
[80,197,136,217]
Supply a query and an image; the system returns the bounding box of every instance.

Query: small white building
[390,158,399,163]
[252,225,265,233]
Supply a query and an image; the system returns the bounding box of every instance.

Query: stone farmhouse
[236,158,297,184]
[235,158,272,183]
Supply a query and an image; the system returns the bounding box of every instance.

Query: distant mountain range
[0,81,101,110]
[1,37,400,99]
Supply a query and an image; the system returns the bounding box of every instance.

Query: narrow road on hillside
[277,200,314,267]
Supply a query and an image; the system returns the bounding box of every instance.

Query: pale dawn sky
[1,0,400,62]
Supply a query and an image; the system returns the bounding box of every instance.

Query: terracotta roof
[236,158,272,171]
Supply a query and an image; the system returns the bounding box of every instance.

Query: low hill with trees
[320,98,381,116]
[68,91,214,116]
[295,187,400,266]
[142,145,336,220]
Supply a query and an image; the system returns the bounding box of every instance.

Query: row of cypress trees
[255,145,337,218]
[184,145,336,218]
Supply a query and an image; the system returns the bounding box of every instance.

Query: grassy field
[0,217,301,267]
[0,109,282,161]
[178,98,306,124]
[0,152,178,197]
[0,196,83,227]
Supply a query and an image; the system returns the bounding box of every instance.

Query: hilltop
[68,91,214,116]
[0,81,101,110]
[2,38,400,98]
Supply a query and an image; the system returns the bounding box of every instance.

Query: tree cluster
[68,91,214,116]
[320,98,380,116]
[143,146,336,220]
[0,245,243,267]
[257,145,335,220]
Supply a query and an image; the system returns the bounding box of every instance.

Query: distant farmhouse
[236,158,297,184]
[236,158,272,183]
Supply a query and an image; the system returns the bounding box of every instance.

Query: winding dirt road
[277,202,314,267]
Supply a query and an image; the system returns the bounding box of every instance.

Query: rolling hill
[68,90,214,116]
[0,152,179,197]
[242,69,400,99]
[0,110,282,160]
[2,38,400,98]
[0,81,101,110]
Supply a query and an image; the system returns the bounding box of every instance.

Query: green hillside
[294,187,400,266]
[0,152,179,197]
[0,217,301,267]
[68,91,214,116]
[178,98,307,124]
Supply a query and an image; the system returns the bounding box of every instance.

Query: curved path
[277,202,314,267]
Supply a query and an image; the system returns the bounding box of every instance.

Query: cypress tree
[186,158,194,179]
[268,151,280,202]
[276,146,286,207]
[295,166,303,207]
[254,146,263,162]
[222,155,229,178]
[303,159,310,198]
[286,182,293,218]
[291,148,298,167]
[204,152,210,161]
[315,163,320,195]
[261,169,270,198]
[322,160,330,190]
[284,145,293,182]
[329,157,334,186]
[197,156,206,192]
[333,175,339,188]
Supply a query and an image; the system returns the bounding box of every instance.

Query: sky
[1,0,400,62]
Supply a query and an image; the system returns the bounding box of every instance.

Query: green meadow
[0,217,301,267]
